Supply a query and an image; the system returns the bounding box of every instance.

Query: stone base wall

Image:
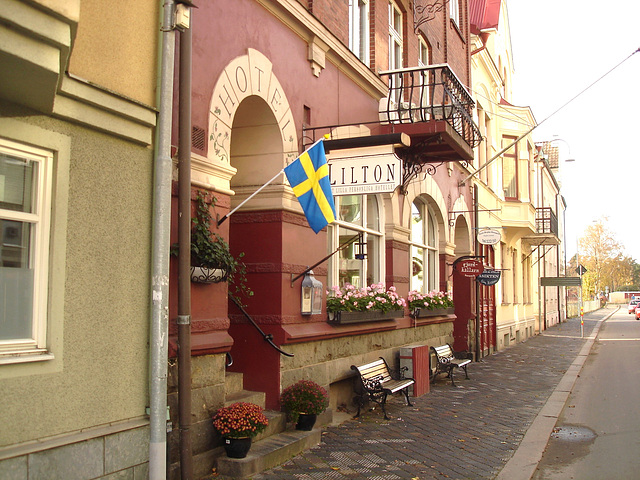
[496,317,536,351]
[280,321,454,413]
[0,420,149,480]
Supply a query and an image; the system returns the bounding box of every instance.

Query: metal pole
[178,19,194,480]
[149,1,175,478]
[577,238,583,338]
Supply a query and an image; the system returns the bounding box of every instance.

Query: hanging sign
[476,269,501,286]
[477,229,501,245]
[455,259,484,278]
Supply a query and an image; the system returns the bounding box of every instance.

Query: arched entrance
[452,214,474,352]
[207,49,300,409]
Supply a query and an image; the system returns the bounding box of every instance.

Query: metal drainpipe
[474,184,481,361]
[178,21,194,480]
[149,0,175,479]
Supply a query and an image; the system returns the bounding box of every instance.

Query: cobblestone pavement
[253,307,613,480]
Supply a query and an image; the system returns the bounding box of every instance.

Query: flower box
[411,307,455,318]
[327,309,404,325]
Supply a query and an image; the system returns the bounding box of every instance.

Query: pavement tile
[251,308,611,480]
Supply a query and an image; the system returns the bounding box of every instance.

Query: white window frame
[410,199,438,292]
[418,36,431,112]
[327,194,383,289]
[389,1,404,104]
[0,139,53,359]
[349,0,370,64]
[450,0,460,26]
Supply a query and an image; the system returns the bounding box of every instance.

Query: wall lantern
[301,270,323,315]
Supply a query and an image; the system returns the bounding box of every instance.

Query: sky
[506,0,640,260]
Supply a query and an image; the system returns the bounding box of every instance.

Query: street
[533,306,640,479]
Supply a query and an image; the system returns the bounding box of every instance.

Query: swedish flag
[284,140,336,233]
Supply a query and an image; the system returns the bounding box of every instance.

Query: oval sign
[476,269,501,286]
[456,259,484,278]
[477,229,501,245]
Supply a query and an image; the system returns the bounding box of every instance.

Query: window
[502,136,518,199]
[418,36,431,112]
[389,1,403,103]
[512,249,518,303]
[328,195,382,288]
[450,0,460,26]
[0,139,53,358]
[410,200,437,292]
[349,0,369,64]
[523,254,531,304]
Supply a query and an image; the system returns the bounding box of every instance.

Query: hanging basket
[190,266,228,284]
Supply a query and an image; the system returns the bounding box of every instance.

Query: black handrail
[228,294,294,357]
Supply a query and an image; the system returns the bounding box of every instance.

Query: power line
[460,48,640,186]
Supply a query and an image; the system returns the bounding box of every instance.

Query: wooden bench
[430,344,471,387]
[351,357,415,420]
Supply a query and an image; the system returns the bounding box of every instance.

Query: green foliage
[173,191,253,300]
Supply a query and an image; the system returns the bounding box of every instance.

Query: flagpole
[217,137,328,226]
[217,167,285,226]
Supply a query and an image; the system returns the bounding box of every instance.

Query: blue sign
[476,269,501,286]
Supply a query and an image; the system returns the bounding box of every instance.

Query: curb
[495,306,619,480]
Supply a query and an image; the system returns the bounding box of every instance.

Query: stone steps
[198,372,329,478]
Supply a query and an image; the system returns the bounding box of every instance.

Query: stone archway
[207,49,301,410]
[452,214,475,352]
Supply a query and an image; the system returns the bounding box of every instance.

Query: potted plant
[407,290,454,318]
[326,283,406,324]
[280,379,329,430]
[212,402,269,458]
[173,191,253,300]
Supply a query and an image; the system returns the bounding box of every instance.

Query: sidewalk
[251,306,614,480]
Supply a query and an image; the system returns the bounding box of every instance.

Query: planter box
[411,307,455,318]
[190,266,228,284]
[327,310,404,325]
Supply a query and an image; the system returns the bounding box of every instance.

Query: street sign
[476,269,501,286]
[477,229,501,245]
[455,259,484,278]
[576,265,587,275]
[540,276,582,287]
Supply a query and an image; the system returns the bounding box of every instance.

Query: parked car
[635,303,640,320]
[628,299,640,314]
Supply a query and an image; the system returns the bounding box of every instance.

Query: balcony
[378,64,482,163]
[522,207,560,246]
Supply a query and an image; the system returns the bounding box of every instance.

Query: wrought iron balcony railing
[378,64,482,149]
[536,207,558,237]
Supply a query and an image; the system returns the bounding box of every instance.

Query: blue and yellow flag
[284,140,336,233]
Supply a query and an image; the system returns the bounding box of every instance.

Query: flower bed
[407,290,454,314]
[326,283,406,313]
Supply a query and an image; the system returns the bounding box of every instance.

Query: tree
[578,217,631,298]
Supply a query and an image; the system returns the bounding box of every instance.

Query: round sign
[477,229,501,245]
[476,269,501,286]
[456,259,484,277]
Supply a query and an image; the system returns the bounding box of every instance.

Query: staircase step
[224,372,244,396]
[214,428,322,478]
[224,390,266,409]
